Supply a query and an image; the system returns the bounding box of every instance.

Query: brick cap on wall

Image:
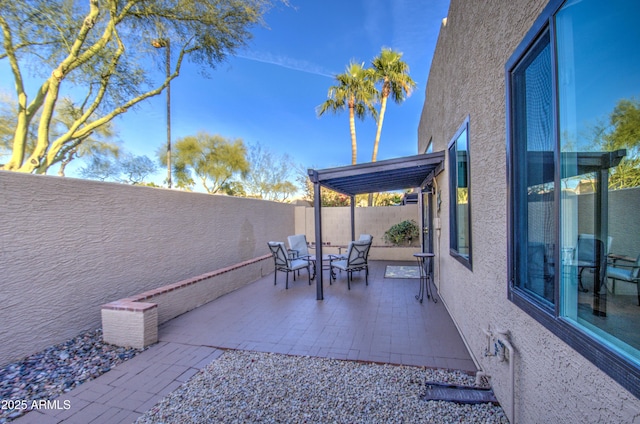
[101,254,271,311]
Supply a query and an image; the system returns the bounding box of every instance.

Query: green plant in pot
[383,219,420,246]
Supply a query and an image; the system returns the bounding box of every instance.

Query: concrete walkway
[13,261,475,423]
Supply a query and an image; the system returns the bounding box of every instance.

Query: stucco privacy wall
[577,187,640,257]
[418,1,640,423]
[296,205,420,260]
[0,171,294,366]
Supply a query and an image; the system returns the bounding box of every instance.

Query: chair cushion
[608,267,635,282]
[288,234,310,257]
[290,259,309,271]
[332,259,367,272]
[331,260,348,271]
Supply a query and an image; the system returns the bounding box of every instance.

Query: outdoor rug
[384,265,420,279]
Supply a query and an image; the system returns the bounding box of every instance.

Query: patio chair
[333,234,372,261]
[288,234,313,278]
[607,254,640,306]
[267,241,311,289]
[287,234,311,260]
[329,239,372,290]
[576,234,612,292]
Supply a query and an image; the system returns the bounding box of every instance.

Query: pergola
[307,152,445,300]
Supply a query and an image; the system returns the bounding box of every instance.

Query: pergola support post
[313,179,324,300]
[592,167,608,317]
[350,195,355,241]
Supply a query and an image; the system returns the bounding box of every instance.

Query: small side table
[414,253,437,303]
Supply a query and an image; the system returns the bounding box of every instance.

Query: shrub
[383,219,420,246]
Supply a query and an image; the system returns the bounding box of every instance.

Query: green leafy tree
[372,192,403,206]
[320,188,351,207]
[317,61,378,165]
[80,152,156,184]
[220,181,246,196]
[608,99,640,151]
[53,98,120,176]
[296,168,351,207]
[0,91,16,160]
[1,95,120,174]
[295,164,315,204]
[0,0,279,174]
[80,155,119,182]
[582,98,640,190]
[605,98,640,189]
[118,154,157,185]
[242,142,297,202]
[298,166,402,207]
[163,132,249,194]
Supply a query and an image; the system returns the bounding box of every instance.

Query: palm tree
[317,62,378,165]
[371,48,416,163]
[368,49,416,206]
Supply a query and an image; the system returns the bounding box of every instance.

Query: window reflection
[456,129,469,258]
[557,0,640,363]
[511,31,555,304]
[448,120,471,265]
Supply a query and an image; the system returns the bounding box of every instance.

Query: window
[507,0,640,397]
[510,30,555,306]
[425,137,433,154]
[448,118,472,268]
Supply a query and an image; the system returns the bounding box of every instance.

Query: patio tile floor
[13,260,475,423]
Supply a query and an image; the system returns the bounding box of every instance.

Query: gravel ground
[1,332,507,423]
[137,350,508,424]
[0,329,143,423]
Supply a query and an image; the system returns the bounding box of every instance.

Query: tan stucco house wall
[418,0,640,422]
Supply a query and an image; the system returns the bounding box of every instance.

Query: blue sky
[1,0,451,184]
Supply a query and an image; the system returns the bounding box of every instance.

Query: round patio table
[414,253,437,303]
[309,255,335,281]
